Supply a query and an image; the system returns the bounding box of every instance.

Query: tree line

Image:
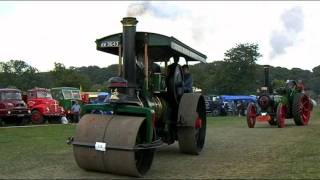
[0,43,319,98]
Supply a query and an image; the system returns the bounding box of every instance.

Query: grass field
[0,108,320,179]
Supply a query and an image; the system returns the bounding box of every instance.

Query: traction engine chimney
[121,17,138,89]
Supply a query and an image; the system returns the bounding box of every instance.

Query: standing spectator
[71,101,81,123]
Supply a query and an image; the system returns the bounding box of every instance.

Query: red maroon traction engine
[247,65,312,128]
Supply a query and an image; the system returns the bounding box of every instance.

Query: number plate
[95,142,106,152]
[100,41,119,47]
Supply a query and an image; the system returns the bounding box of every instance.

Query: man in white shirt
[71,101,81,123]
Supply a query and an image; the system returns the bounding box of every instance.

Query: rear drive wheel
[293,93,311,126]
[246,103,256,128]
[31,110,44,124]
[177,93,206,155]
[276,103,286,128]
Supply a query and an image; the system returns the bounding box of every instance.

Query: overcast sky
[0,1,319,72]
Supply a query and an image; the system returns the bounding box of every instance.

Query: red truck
[0,88,31,126]
[26,88,65,124]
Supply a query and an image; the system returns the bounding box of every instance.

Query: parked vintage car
[26,88,65,124]
[51,87,82,122]
[0,88,31,126]
[204,95,223,116]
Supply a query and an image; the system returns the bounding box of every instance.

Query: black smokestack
[263,65,270,90]
[121,17,138,88]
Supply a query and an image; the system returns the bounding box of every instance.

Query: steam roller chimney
[121,17,138,89]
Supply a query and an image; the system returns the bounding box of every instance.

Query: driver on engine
[182,65,193,93]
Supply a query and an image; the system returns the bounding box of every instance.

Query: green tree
[310,65,320,95]
[50,62,91,91]
[0,60,39,90]
[213,43,262,94]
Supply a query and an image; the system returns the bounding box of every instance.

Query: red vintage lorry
[26,88,65,124]
[0,88,31,126]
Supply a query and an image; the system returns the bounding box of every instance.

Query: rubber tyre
[292,93,311,126]
[212,109,220,116]
[276,103,286,128]
[31,110,44,124]
[246,103,256,128]
[18,118,30,126]
[0,118,5,127]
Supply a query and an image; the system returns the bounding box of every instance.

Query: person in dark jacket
[182,65,193,93]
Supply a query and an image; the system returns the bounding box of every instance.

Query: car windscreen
[62,90,81,100]
[37,91,53,99]
[0,92,22,100]
[71,90,81,100]
[62,90,72,99]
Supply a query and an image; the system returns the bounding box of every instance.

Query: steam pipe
[118,44,122,77]
[144,33,149,90]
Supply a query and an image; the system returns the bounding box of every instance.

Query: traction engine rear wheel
[276,103,286,128]
[292,93,311,126]
[177,94,206,155]
[246,103,256,128]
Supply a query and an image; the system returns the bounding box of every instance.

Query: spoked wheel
[73,114,155,177]
[276,103,286,128]
[177,93,206,155]
[293,93,311,126]
[246,103,256,128]
[31,110,44,124]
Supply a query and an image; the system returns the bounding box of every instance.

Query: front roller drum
[72,114,154,177]
[177,93,206,155]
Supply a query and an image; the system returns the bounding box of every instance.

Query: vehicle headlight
[7,111,11,115]
[28,101,35,107]
[28,110,31,114]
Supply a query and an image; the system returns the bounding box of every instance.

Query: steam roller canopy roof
[96,32,207,63]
